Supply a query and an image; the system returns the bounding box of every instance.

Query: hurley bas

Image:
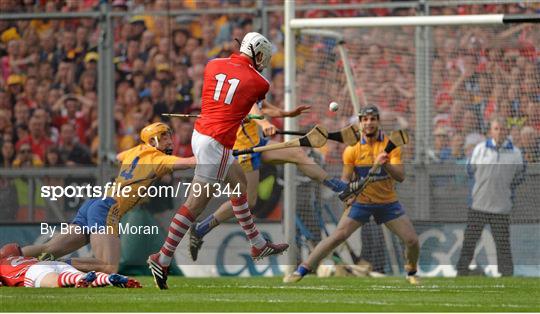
[40,223,159,237]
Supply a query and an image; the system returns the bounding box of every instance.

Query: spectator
[0,89,10,110]
[6,74,25,105]
[0,111,12,136]
[16,115,53,161]
[118,111,145,152]
[14,124,29,144]
[38,32,56,64]
[0,141,16,168]
[520,126,539,163]
[12,142,43,168]
[22,75,38,108]
[44,146,64,167]
[155,84,189,122]
[58,123,92,166]
[171,119,194,157]
[428,127,452,162]
[525,100,540,132]
[52,94,90,145]
[32,107,58,142]
[51,29,79,68]
[77,70,96,95]
[82,51,98,73]
[149,79,166,116]
[13,100,30,126]
[456,116,525,276]
[52,59,76,93]
[451,133,466,163]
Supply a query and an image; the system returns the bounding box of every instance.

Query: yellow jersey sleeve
[389,146,402,165]
[342,146,357,165]
[152,152,181,177]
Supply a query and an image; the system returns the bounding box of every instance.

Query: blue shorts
[348,201,405,224]
[71,197,116,229]
[236,138,268,172]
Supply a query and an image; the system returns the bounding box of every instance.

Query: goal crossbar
[290,14,540,29]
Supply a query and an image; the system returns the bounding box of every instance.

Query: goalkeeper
[284,105,420,285]
[187,99,348,261]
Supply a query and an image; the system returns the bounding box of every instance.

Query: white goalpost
[283,1,540,274]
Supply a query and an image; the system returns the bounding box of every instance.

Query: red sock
[158,205,194,266]
[57,272,83,287]
[91,272,111,287]
[231,195,266,249]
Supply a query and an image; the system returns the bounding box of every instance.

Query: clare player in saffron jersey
[284,106,421,285]
[2,123,196,274]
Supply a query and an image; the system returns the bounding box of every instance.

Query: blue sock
[323,177,347,193]
[296,264,310,276]
[194,214,219,238]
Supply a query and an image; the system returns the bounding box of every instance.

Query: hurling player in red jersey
[147,32,288,289]
[0,255,140,288]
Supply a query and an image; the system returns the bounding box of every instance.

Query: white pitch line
[192,296,533,309]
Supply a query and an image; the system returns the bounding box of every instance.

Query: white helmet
[239,32,272,71]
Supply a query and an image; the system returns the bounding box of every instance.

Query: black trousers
[456,208,513,276]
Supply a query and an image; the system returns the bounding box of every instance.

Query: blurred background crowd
[0,0,539,171]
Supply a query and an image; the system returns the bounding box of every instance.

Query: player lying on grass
[147,32,289,290]
[1,123,196,274]
[0,254,141,288]
[283,105,421,285]
[188,100,348,261]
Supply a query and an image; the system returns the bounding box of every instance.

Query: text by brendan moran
[40,223,159,237]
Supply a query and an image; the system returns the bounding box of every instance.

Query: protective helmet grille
[140,122,171,145]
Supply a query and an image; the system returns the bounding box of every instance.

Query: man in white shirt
[456,116,525,276]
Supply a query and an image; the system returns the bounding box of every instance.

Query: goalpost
[283,2,540,275]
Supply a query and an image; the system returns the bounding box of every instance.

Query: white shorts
[24,261,79,288]
[192,129,235,183]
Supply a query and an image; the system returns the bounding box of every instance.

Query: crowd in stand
[0,0,538,172]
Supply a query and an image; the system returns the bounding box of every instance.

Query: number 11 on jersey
[213,73,240,105]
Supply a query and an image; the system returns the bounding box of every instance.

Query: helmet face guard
[358,105,381,138]
[140,122,173,153]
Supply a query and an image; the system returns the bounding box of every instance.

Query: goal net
[292,23,540,277]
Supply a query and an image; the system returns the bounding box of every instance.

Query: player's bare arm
[249,103,277,136]
[261,100,310,118]
[341,164,355,183]
[341,164,356,207]
[375,152,405,182]
[172,156,197,171]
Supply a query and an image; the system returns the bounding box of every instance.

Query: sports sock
[92,272,111,287]
[57,272,83,287]
[158,205,194,266]
[405,264,417,276]
[296,264,310,276]
[194,214,219,238]
[230,195,266,249]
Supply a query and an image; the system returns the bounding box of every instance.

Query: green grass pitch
[1,276,539,312]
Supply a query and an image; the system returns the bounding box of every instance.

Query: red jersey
[195,54,270,148]
[0,256,38,287]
